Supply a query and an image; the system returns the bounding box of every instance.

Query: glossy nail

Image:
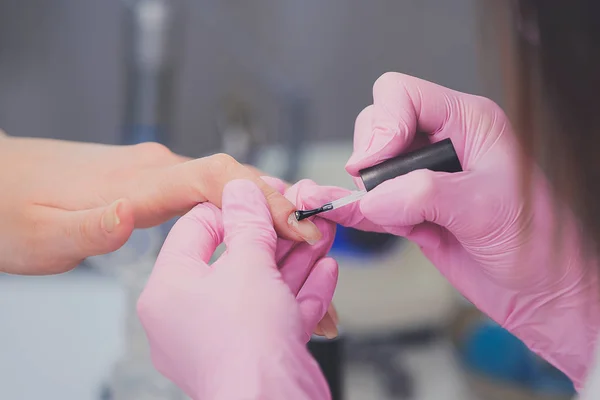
[287,213,322,244]
[313,324,325,336]
[314,309,337,337]
[300,297,328,342]
[327,304,339,325]
[318,313,339,339]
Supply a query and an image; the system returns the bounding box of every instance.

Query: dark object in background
[344,229,398,254]
[345,329,440,399]
[308,335,345,400]
[330,224,402,259]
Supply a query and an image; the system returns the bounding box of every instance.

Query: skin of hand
[137,179,335,400]
[0,134,321,275]
[292,72,600,389]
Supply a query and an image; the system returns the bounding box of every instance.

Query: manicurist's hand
[138,179,336,400]
[294,72,600,388]
[0,135,321,274]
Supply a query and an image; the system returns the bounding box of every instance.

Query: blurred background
[0,0,576,399]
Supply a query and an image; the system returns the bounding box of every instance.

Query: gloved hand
[137,179,336,399]
[294,72,600,388]
[0,135,320,275]
[262,175,340,339]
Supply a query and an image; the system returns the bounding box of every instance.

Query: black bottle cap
[359,138,462,192]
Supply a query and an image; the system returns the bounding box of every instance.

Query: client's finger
[135,154,322,243]
[260,175,290,195]
[25,199,135,275]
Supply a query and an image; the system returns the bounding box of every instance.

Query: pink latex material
[137,179,335,399]
[294,72,600,389]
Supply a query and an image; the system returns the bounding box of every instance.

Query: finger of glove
[139,203,223,324]
[276,178,337,262]
[221,179,278,267]
[258,175,298,263]
[279,217,336,296]
[277,181,336,289]
[346,72,459,175]
[360,169,459,232]
[290,179,384,232]
[297,257,339,343]
[156,203,223,273]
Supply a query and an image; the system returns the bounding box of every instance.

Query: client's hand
[0,135,321,274]
[137,179,336,400]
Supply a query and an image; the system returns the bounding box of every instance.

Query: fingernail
[313,322,325,336]
[102,201,121,233]
[319,313,339,339]
[327,304,339,325]
[313,325,325,336]
[287,213,322,243]
[300,297,328,339]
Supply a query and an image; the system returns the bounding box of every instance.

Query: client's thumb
[61,199,135,262]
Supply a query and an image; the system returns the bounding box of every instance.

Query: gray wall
[0,0,485,158]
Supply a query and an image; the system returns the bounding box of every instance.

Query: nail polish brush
[294,138,463,221]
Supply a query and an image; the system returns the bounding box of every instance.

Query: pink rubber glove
[295,72,600,389]
[137,179,336,399]
[262,176,340,339]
